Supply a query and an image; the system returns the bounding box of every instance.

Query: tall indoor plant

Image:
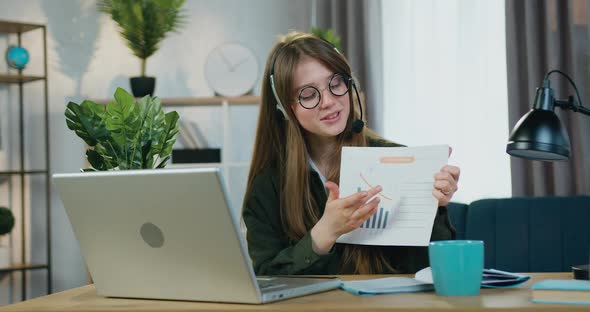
[0,206,15,268]
[98,0,187,97]
[65,88,179,171]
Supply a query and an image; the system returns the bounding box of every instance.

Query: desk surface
[2,273,589,312]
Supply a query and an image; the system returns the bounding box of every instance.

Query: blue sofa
[447,196,590,272]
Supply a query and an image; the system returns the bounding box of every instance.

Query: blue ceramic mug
[428,240,484,296]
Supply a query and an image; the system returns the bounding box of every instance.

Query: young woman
[242,31,460,275]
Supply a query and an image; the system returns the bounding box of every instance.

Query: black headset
[269,40,365,133]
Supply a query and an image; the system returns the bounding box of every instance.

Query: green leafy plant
[98,0,187,77]
[65,87,179,171]
[0,207,14,236]
[310,27,342,51]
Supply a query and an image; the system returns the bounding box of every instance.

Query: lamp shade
[506,109,570,160]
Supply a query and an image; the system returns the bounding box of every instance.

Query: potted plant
[65,87,179,171]
[0,206,15,268]
[310,27,342,51]
[98,0,187,97]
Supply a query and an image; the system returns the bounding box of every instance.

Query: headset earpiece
[270,72,289,120]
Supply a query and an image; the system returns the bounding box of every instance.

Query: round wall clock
[204,42,259,97]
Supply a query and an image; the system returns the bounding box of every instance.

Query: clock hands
[219,48,251,73]
[228,57,249,72]
[218,50,233,71]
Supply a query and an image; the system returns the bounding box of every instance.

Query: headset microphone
[351,80,364,133]
[352,119,364,133]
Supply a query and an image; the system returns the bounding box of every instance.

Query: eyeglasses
[296,73,351,109]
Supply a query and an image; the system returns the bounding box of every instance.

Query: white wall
[0,0,311,302]
[381,0,512,204]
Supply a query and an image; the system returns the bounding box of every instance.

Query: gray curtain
[315,0,383,133]
[506,0,590,196]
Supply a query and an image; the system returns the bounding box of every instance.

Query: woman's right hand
[310,181,382,254]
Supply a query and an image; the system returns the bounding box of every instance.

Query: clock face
[204,42,259,97]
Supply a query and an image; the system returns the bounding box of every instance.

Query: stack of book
[173,120,220,163]
[531,279,590,305]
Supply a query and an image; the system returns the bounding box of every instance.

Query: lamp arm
[544,69,590,116]
[577,106,590,115]
[555,98,590,116]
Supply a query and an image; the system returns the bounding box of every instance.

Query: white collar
[308,158,328,193]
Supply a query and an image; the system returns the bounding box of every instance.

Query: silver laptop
[53,168,340,304]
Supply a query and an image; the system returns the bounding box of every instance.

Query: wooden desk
[2,273,589,312]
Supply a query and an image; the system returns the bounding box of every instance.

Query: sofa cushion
[447,202,468,240]
[465,196,590,272]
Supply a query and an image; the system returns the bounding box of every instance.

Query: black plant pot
[130,77,156,97]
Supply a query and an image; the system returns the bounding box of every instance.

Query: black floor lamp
[506,69,590,280]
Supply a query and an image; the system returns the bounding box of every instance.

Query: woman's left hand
[433,165,460,207]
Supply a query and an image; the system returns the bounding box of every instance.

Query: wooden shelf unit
[0,20,43,34]
[0,170,48,175]
[0,74,45,84]
[0,20,51,303]
[0,263,47,274]
[92,94,260,107]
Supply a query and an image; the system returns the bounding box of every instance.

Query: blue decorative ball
[6,46,30,70]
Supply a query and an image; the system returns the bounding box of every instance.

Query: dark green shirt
[242,137,456,275]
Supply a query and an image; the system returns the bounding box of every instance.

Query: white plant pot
[0,246,10,268]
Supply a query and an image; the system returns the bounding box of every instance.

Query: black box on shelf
[171,148,221,164]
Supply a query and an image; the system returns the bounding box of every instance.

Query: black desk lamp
[506,69,590,280]
[507,70,590,159]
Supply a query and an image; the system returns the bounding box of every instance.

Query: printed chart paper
[337,145,448,246]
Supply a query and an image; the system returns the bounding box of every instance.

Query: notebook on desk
[53,168,340,304]
[531,279,590,305]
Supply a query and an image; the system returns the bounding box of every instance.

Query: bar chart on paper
[337,145,449,246]
[356,180,435,230]
[361,206,390,229]
[356,174,393,230]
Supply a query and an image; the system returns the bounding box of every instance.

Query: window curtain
[314,0,383,133]
[506,0,590,196]
[380,0,511,204]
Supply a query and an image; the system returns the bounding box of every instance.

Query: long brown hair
[244,32,394,274]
